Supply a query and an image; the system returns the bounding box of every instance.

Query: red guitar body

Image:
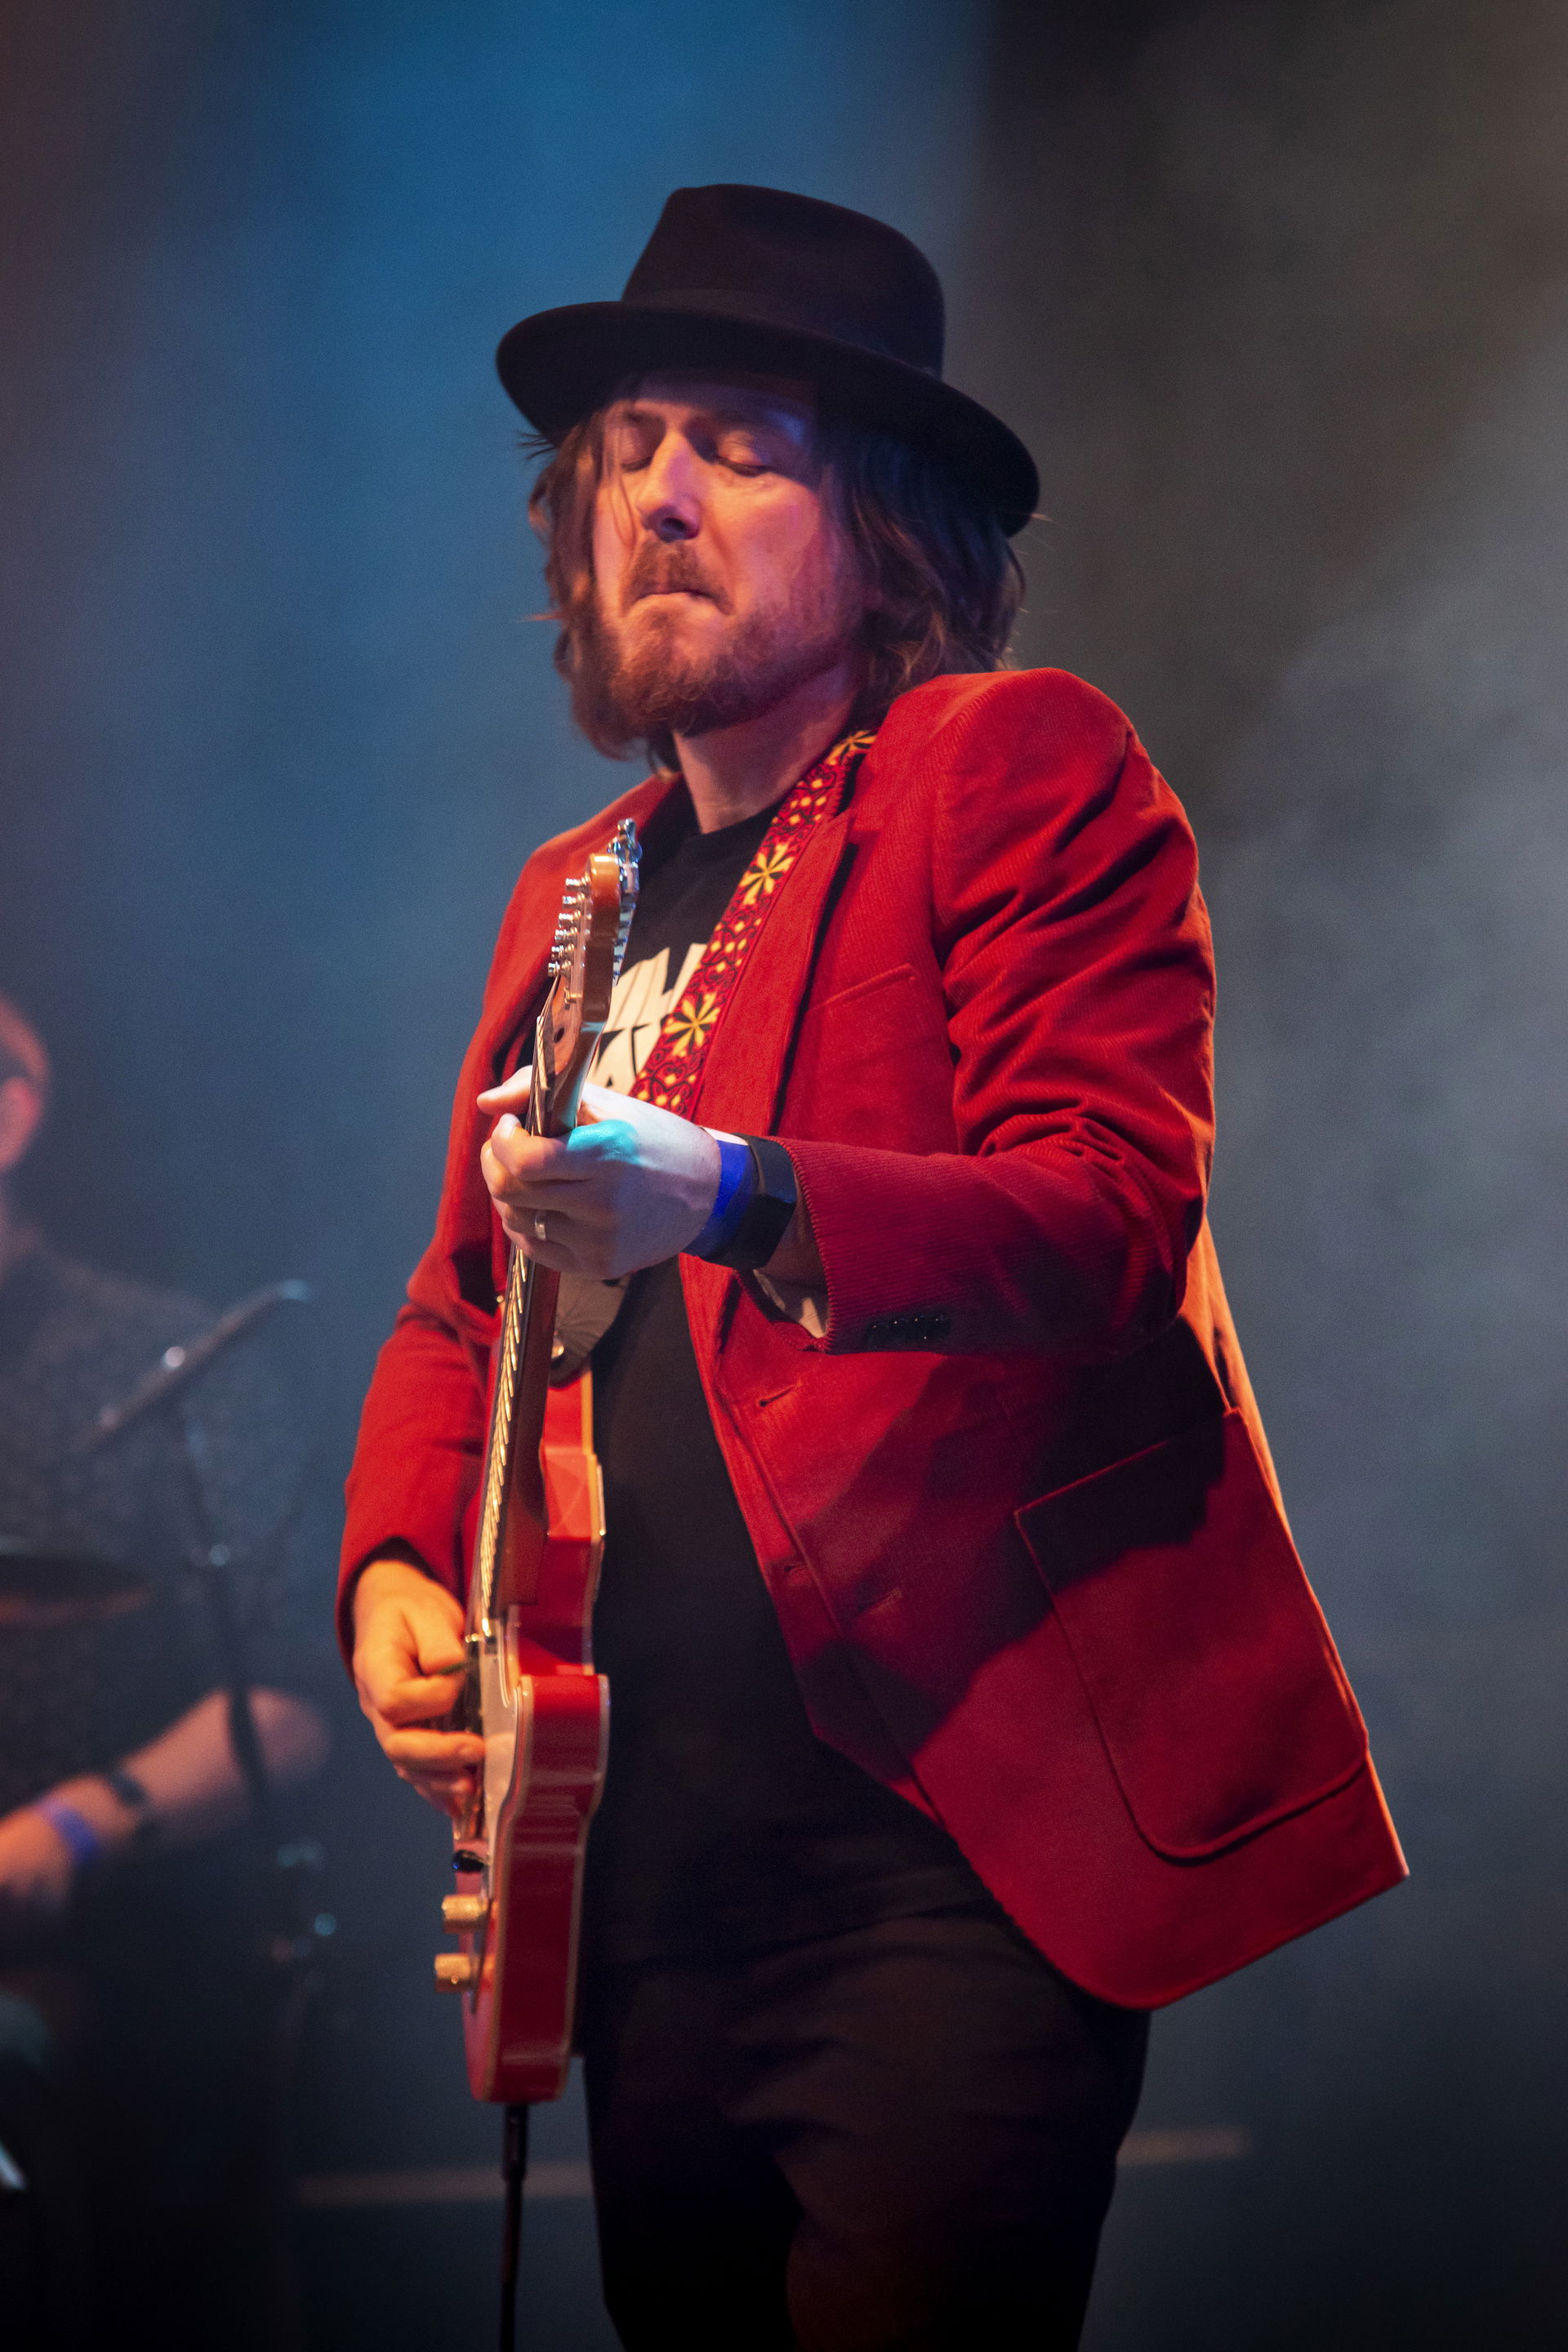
[450,1370,608,2102]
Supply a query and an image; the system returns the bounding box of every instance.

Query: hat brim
[496,300,1040,537]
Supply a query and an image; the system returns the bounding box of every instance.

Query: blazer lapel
[692,809,857,1134]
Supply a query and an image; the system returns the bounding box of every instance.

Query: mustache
[620,542,731,614]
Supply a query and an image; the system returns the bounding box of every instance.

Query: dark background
[3,1,1566,2344]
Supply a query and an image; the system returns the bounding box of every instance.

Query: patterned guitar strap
[550,725,878,1379]
[628,724,878,1116]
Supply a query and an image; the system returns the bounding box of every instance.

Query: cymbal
[0,1537,152,1628]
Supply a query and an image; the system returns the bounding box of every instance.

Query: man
[344,186,1404,2349]
[0,996,329,2347]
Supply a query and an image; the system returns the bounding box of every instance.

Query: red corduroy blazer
[340,668,1405,2007]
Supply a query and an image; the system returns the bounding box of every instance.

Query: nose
[632,431,701,542]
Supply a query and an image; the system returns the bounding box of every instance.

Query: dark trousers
[581,1908,1150,2352]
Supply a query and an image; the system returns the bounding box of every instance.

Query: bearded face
[581,376,866,751]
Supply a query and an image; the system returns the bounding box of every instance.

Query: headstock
[533,818,639,1138]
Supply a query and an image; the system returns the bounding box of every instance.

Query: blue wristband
[33,1796,104,1867]
[685,1131,757,1259]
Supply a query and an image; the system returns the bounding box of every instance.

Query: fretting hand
[478,1069,721,1278]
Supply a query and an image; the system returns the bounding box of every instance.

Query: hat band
[618,287,939,377]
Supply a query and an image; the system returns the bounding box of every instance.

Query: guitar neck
[469,819,639,1637]
[469,1250,536,1634]
[470,1041,586,1633]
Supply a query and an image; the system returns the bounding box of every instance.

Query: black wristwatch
[699,1135,799,1273]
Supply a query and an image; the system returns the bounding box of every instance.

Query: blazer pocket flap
[1015,1410,1368,1859]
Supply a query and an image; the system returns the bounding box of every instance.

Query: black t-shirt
[581,789,981,1966]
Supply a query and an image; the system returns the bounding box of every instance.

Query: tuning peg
[434,1952,479,1992]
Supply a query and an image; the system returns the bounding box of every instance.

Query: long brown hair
[526,394,1027,766]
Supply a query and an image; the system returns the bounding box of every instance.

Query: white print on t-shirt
[592,939,706,1095]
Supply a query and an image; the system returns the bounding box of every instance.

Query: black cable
[499,2103,529,2350]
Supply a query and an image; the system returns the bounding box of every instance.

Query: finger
[477,1064,533,1112]
[396,1767,475,1799]
[413,1650,466,1682]
[393,1765,479,1818]
[354,1606,463,1706]
[412,1780,476,1822]
[355,1648,461,1713]
[501,1227,595,1276]
[354,1642,461,1713]
[479,1067,614,1134]
[484,1140,636,1228]
[492,1195,616,1275]
[412,1633,467,1677]
[372,1673,472,1726]
[376,1723,485,1767]
[481,1141,553,1214]
[481,1151,593,1247]
[390,1762,477,1818]
[482,1125,575,1184]
[389,1757,477,1787]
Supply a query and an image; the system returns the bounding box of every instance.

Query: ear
[0,1076,45,1175]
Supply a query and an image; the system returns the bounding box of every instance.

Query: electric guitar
[434,818,639,2103]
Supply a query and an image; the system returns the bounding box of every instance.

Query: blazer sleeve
[783,675,1216,1362]
[335,1295,487,1657]
[335,873,542,1659]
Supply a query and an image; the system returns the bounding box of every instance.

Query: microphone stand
[88,1279,316,2350]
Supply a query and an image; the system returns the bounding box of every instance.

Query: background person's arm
[0,1684,330,1923]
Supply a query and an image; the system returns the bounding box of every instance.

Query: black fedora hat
[497,185,1039,537]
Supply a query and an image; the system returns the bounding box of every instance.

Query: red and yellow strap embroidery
[630,728,876,1118]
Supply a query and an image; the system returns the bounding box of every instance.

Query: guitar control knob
[434,1952,479,1992]
[442,1893,489,1931]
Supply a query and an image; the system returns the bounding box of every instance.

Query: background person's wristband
[701,1136,799,1272]
[103,1766,158,1842]
[684,1131,756,1259]
[31,1795,104,1867]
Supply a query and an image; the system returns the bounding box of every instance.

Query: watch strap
[698,1135,798,1273]
[103,1766,158,1841]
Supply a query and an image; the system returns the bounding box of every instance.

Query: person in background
[0,993,330,2350]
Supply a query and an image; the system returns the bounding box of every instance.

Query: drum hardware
[0,1539,150,1628]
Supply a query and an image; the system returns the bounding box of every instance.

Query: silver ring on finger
[532,1212,548,1244]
